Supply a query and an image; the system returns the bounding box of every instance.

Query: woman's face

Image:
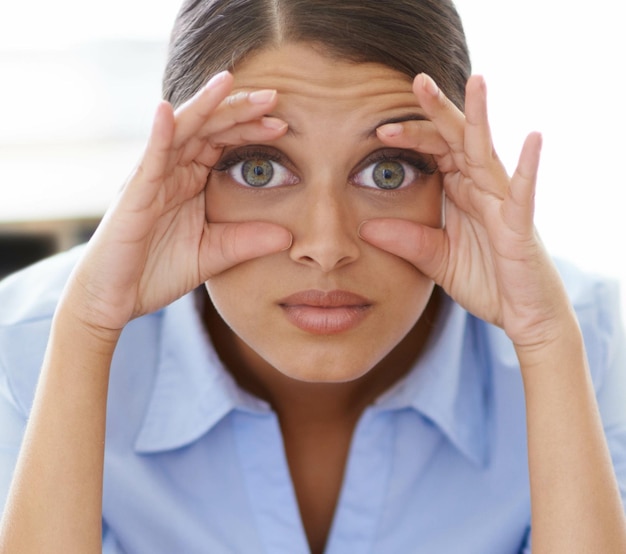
[205,43,442,383]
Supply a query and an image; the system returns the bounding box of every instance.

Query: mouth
[278,290,373,335]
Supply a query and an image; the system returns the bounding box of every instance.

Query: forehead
[232,43,423,128]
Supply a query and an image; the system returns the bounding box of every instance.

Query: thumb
[200,221,292,278]
[358,218,448,282]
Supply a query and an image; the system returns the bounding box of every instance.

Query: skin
[202,46,445,551]
[1,41,625,554]
[204,44,442,384]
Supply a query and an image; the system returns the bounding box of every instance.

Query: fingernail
[205,70,230,89]
[262,117,287,131]
[281,232,293,251]
[377,123,403,138]
[248,89,276,104]
[421,73,439,97]
[357,220,370,239]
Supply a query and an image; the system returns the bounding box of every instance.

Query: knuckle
[464,146,498,172]
[219,224,240,263]
[464,153,484,171]
[208,136,225,149]
[225,91,247,107]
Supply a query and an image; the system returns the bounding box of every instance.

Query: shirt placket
[324,407,395,554]
[233,409,311,554]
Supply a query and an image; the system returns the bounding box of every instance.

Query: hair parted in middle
[163,0,471,110]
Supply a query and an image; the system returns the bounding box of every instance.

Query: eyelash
[353,151,437,191]
[212,148,298,189]
[212,147,437,190]
[213,148,285,173]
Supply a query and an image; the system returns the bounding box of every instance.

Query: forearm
[519,315,626,553]
[0,306,118,554]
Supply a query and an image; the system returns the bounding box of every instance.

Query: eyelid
[362,148,435,168]
[352,148,437,178]
[350,148,438,191]
[212,145,299,189]
[212,145,292,172]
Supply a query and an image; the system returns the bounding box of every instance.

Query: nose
[288,185,361,272]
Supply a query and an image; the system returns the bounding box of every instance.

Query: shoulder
[555,258,622,381]
[555,257,620,314]
[0,247,182,426]
[480,258,622,388]
[0,246,85,416]
[0,245,86,326]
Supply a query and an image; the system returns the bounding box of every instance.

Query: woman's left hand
[359,74,572,350]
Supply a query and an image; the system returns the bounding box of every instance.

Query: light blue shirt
[1,247,625,553]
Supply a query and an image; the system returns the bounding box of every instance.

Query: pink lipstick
[278,290,372,335]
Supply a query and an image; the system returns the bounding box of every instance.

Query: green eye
[219,150,299,189]
[241,158,274,187]
[372,161,405,190]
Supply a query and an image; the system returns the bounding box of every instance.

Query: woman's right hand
[63,71,291,339]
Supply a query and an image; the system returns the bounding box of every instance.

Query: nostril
[286,204,361,271]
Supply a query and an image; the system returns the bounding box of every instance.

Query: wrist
[52,298,122,357]
[514,312,586,376]
[54,266,131,347]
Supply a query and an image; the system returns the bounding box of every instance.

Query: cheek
[369,252,435,334]
[205,176,246,222]
[394,174,444,228]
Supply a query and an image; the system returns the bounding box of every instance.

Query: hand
[359,73,572,349]
[64,71,292,337]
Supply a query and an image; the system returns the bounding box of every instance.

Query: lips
[278,290,372,335]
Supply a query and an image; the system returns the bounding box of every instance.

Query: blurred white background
[0,1,178,222]
[0,0,625,309]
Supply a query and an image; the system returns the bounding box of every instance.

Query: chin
[254,340,396,384]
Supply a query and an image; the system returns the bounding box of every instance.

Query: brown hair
[163,0,471,110]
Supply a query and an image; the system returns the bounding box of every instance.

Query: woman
[1,0,625,552]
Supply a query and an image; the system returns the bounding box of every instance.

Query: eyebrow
[270,111,429,138]
[364,113,429,139]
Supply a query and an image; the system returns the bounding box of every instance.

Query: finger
[413,73,466,165]
[208,116,287,148]
[358,218,448,283]
[192,89,280,141]
[172,71,235,148]
[140,101,176,181]
[463,75,510,196]
[504,132,542,234]
[376,119,450,157]
[193,117,288,167]
[118,101,175,212]
[200,221,292,278]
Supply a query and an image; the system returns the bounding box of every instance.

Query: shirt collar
[135,292,491,467]
[375,296,490,467]
[134,291,271,454]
